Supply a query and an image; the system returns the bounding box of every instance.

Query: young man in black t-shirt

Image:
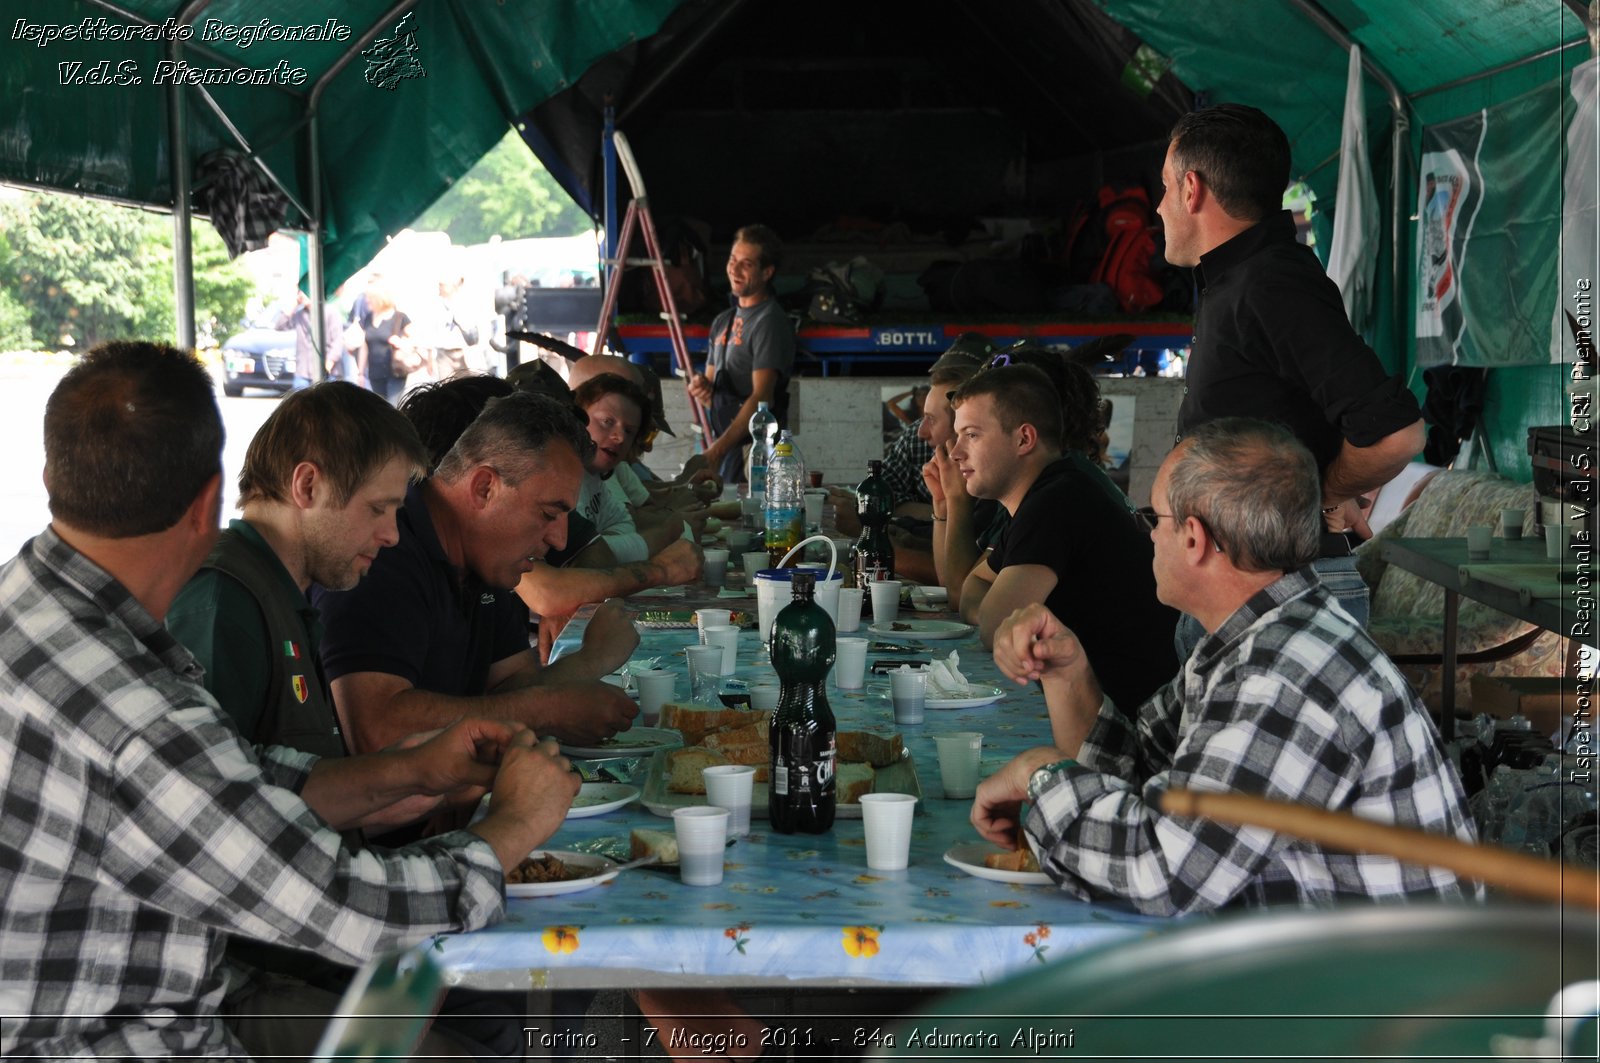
[952,364,1178,711]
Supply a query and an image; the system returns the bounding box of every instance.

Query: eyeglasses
[1133,506,1226,554]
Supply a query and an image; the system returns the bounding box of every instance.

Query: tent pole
[308,108,327,382]
[167,0,214,353]
[1284,0,1411,360]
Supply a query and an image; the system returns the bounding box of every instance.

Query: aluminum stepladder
[591,130,712,443]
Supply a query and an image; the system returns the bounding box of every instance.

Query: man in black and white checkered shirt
[0,342,580,1059]
[973,417,1475,916]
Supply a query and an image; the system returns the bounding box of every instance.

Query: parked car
[220,314,296,397]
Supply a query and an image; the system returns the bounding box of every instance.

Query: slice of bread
[836,761,876,804]
[703,718,769,765]
[665,745,728,794]
[631,828,679,866]
[659,702,763,746]
[983,848,1040,873]
[835,730,904,767]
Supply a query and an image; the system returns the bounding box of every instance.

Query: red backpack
[1066,185,1165,315]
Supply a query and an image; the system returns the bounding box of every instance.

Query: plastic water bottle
[746,401,778,499]
[765,431,805,567]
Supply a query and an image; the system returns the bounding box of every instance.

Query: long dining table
[430,579,1161,996]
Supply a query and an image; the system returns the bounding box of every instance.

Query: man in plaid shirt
[973,418,1474,916]
[0,342,579,1058]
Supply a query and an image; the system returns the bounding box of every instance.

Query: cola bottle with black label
[768,570,837,833]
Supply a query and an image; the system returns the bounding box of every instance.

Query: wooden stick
[1160,787,1600,909]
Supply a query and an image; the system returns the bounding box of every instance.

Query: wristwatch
[1028,758,1079,796]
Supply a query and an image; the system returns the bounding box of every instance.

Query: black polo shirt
[314,483,529,698]
[1177,211,1421,476]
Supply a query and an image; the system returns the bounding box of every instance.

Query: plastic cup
[808,471,824,488]
[1500,508,1525,541]
[889,668,928,725]
[703,625,740,675]
[672,806,729,885]
[702,548,730,587]
[686,642,725,689]
[835,587,864,633]
[703,765,756,837]
[743,551,769,577]
[695,608,731,644]
[859,793,917,870]
[869,580,902,624]
[634,668,676,726]
[1466,525,1492,559]
[933,731,983,799]
[749,683,780,712]
[803,492,825,530]
[1547,524,1566,560]
[835,637,869,690]
[812,571,842,626]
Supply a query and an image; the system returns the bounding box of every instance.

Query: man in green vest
[169,381,429,759]
[167,382,529,1059]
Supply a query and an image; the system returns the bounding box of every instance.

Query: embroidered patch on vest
[283,640,301,659]
[291,674,309,704]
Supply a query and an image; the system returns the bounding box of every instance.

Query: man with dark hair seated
[0,342,577,1059]
[314,389,638,754]
[952,362,1179,710]
[974,418,1474,916]
[399,374,699,657]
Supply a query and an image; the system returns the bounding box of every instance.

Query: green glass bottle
[767,570,838,833]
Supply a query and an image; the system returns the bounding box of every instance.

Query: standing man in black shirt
[1158,103,1424,639]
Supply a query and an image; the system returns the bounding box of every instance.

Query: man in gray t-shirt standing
[687,224,795,483]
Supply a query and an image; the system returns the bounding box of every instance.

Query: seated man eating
[973,417,1476,915]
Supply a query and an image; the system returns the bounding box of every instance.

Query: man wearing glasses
[1157,104,1424,638]
[951,362,1179,711]
[972,418,1473,916]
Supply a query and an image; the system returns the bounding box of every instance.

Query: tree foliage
[414,130,591,244]
[0,191,257,350]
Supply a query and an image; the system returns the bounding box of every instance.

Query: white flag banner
[1325,45,1379,332]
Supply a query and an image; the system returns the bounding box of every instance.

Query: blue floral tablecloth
[433,587,1162,990]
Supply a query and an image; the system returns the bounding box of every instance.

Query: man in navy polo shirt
[316,391,638,755]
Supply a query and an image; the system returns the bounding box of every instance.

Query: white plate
[868,619,973,640]
[943,841,1051,885]
[561,727,684,759]
[925,684,1007,710]
[505,851,621,897]
[565,783,640,819]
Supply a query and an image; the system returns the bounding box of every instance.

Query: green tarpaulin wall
[0,0,1592,478]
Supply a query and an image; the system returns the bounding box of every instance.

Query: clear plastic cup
[672,806,729,885]
[889,668,928,725]
[685,644,724,701]
[1466,525,1492,559]
[859,793,917,870]
[749,683,780,712]
[702,547,730,586]
[702,765,756,837]
[932,731,983,799]
[834,637,869,690]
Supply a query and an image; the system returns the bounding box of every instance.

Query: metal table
[1377,536,1583,740]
